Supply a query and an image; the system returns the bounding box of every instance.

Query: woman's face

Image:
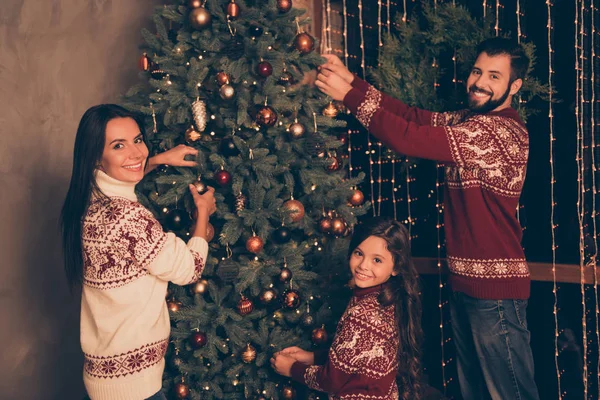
[99,117,148,183]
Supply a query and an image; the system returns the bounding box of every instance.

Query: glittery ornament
[331,217,347,236]
[150,65,167,79]
[235,193,247,212]
[318,217,333,233]
[294,32,315,54]
[174,380,190,399]
[185,126,202,143]
[283,199,304,222]
[255,105,278,127]
[189,6,212,30]
[191,99,207,132]
[241,343,257,363]
[237,296,254,316]
[219,84,235,101]
[322,102,339,117]
[301,313,314,327]
[282,289,301,310]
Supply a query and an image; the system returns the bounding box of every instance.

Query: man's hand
[315,66,353,101]
[277,346,315,365]
[146,144,198,174]
[320,54,354,84]
[270,353,296,377]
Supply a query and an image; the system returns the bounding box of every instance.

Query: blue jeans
[449,291,540,400]
[146,390,167,400]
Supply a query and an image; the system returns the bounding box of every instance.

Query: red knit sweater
[344,77,530,300]
[291,285,399,399]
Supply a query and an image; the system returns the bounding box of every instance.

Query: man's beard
[467,83,511,113]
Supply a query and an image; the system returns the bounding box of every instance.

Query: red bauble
[282,289,301,310]
[190,331,207,349]
[283,199,305,222]
[237,296,254,315]
[138,53,152,71]
[215,170,232,186]
[277,0,293,13]
[311,326,328,344]
[349,189,365,206]
[256,105,278,127]
[216,71,230,86]
[257,61,273,77]
[246,235,264,254]
[294,32,315,54]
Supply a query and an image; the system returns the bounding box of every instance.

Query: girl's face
[349,235,397,289]
[99,117,148,183]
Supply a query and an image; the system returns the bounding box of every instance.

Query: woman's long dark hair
[60,104,145,289]
[348,217,423,400]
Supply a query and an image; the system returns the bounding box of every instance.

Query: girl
[271,217,422,399]
[61,104,216,400]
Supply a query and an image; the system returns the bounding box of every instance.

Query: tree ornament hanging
[170,348,183,370]
[322,102,339,118]
[150,65,167,79]
[166,209,190,231]
[281,385,297,400]
[189,330,208,349]
[301,312,314,327]
[318,216,333,233]
[330,217,347,236]
[167,298,182,312]
[174,378,190,399]
[282,289,301,310]
[220,137,239,157]
[273,226,291,244]
[219,84,236,101]
[278,68,294,85]
[138,53,152,71]
[246,235,264,254]
[241,343,257,363]
[191,99,207,132]
[288,120,305,139]
[276,0,293,13]
[185,126,202,143]
[235,193,247,212]
[216,71,230,86]
[325,154,342,172]
[226,0,240,19]
[349,189,365,206]
[192,179,208,194]
[215,169,232,186]
[189,6,212,30]
[188,0,202,8]
[279,267,293,283]
[255,105,278,127]
[237,295,254,316]
[192,278,209,294]
[257,61,273,77]
[283,199,305,222]
[311,325,328,344]
[259,288,277,305]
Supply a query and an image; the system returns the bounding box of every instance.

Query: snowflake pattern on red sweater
[84,338,168,379]
[83,198,167,289]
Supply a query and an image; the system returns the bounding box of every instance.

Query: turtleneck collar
[94,169,138,202]
[353,284,384,298]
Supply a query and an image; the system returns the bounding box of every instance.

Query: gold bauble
[192,278,209,294]
[189,7,212,30]
[279,267,293,282]
[185,126,201,143]
[259,288,277,305]
[246,235,264,254]
[322,102,339,117]
[219,84,235,100]
[241,343,257,363]
[288,121,305,139]
[331,217,347,236]
[283,199,305,222]
[188,0,202,8]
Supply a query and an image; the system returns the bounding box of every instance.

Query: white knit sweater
[80,170,208,400]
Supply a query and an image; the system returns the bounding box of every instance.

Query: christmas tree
[122,0,368,398]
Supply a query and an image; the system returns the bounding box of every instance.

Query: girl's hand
[146,144,198,173]
[320,54,354,84]
[276,347,315,365]
[270,353,296,377]
[189,185,216,215]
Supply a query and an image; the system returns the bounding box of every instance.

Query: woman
[61,104,215,399]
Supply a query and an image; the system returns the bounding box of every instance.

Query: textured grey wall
[0,1,159,398]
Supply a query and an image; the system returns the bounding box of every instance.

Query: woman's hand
[270,353,296,377]
[146,144,198,174]
[315,66,353,101]
[276,346,315,365]
[320,54,354,84]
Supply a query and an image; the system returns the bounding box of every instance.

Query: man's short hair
[476,37,530,82]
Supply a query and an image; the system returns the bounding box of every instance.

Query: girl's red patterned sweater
[343,77,530,300]
[291,285,399,399]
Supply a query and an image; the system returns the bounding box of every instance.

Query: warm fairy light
[343,0,349,66]
[358,0,366,77]
[436,165,447,394]
[547,0,561,396]
[391,159,397,220]
[495,0,501,36]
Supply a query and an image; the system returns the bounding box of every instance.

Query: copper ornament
[226,1,240,19]
[331,217,347,236]
[174,381,190,399]
[293,32,315,54]
[237,296,254,316]
[255,105,278,127]
[288,122,305,139]
[189,7,212,30]
[259,288,277,305]
[349,189,365,206]
[311,325,328,344]
[322,102,339,117]
[185,126,201,143]
[192,278,209,294]
[219,84,235,100]
[282,289,301,310]
[138,53,151,71]
[279,267,293,282]
[246,235,264,254]
[283,199,305,222]
[276,0,293,13]
[241,343,257,363]
[216,71,230,86]
[318,217,333,233]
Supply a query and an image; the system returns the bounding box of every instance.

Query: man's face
[466,52,519,113]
